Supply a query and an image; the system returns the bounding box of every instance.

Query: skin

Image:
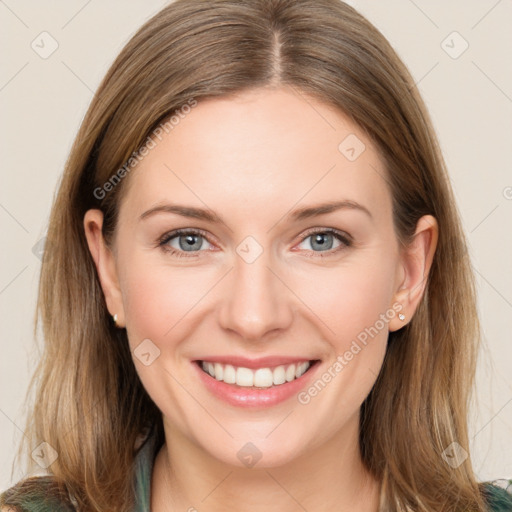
[84,86,437,512]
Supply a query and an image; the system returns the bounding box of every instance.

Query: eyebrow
[290,200,372,221]
[139,200,372,224]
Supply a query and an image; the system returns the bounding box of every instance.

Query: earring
[398,313,405,321]
[113,313,119,327]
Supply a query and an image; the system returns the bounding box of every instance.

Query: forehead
[121,87,393,226]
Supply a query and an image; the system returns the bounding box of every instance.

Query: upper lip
[195,356,318,369]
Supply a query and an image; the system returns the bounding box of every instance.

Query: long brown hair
[5,0,489,510]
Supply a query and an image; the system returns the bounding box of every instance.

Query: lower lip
[192,360,320,408]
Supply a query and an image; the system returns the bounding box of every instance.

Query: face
[85,86,433,469]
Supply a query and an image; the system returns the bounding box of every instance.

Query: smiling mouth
[196,359,320,388]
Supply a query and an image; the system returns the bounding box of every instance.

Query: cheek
[117,254,214,428]
[121,263,211,347]
[291,260,395,427]
[289,257,397,350]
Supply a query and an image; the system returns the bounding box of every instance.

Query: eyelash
[156,227,352,259]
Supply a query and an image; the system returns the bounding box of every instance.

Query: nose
[217,246,294,342]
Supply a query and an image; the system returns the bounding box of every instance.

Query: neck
[151,414,381,512]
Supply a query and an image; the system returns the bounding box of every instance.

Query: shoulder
[481,479,512,511]
[1,427,161,512]
[0,476,76,511]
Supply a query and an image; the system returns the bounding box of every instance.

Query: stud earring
[398,313,405,321]
[113,313,119,327]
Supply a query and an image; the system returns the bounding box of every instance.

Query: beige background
[1,0,511,491]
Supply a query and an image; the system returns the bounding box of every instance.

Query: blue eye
[157,228,352,258]
[297,229,352,255]
[158,229,212,257]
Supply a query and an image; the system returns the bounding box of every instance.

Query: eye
[296,228,352,256]
[158,228,214,257]
[157,227,352,258]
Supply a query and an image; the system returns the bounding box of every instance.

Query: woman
[1,0,511,510]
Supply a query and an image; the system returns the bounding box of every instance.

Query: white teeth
[285,364,296,382]
[200,360,312,387]
[214,363,224,381]
[295,362,309,378]
[273,365,286,385]
[236,367,254,387]
[223,364,236,384]
[254,368,273,388]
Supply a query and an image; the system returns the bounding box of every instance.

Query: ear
[388,214,438,331]
[83,209,125,327]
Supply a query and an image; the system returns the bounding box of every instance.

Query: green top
[131,426,160,511]
[1,430,511,511]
